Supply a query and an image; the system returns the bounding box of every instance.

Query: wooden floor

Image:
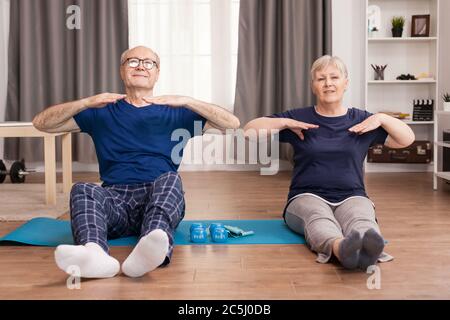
[1,171,450,300]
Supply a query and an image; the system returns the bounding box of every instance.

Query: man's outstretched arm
[143,95,240,131]
[33,93,126,133]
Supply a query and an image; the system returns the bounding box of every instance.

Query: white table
[0,122,72,205]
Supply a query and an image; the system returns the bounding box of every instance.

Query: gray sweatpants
[285,194,381,264]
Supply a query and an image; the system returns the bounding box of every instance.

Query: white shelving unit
[365,0,440,174]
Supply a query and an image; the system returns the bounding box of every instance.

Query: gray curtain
[5,0,128,163]
[234,0,332,160]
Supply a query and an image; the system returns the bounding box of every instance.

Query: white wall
[0,0,10,158]
[331,0,366,109]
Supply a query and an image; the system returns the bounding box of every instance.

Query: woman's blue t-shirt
[74,99,206,185]
[268,106,388,203]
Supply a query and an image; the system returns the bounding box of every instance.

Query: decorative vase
[392,27,403,37]
[444,102,450,112]
[369,30,379,38]
[374,71,384,81]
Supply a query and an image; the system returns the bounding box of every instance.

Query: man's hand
[284,119,319,140]
[348,114,383,135]
[82,93,127,109]
[142,95,193,107]
[144,95,240,130]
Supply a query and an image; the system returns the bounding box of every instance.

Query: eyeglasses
[123,58,159,70]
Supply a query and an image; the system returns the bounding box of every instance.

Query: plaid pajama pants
[69,171,185,265]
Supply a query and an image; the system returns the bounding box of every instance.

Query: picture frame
[411,15,430,37]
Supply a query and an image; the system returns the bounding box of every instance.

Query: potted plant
[391,16,405,37]
[443,93,450,112]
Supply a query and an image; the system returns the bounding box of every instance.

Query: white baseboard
[365,162,433,173]
[0,160,294,173]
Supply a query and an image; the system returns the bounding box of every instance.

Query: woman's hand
[348,114,383,135]
[284,119,320,140]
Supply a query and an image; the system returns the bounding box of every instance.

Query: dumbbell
[190,223,207,243]
[0,159,36,184]
[208,223,228,243]
[189,223,229,243]
[211,227,228,243]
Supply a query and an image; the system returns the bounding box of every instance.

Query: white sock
[54,242,120,279]
[121,229,169,278]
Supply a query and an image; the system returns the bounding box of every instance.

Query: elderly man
[33,46,240,278]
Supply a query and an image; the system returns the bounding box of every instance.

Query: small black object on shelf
[396,74,417,80]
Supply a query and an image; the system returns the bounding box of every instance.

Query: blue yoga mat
[0,218,306,246]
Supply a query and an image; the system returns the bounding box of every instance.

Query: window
[129,0,240,110]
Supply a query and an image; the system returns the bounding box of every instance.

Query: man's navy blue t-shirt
[74,99,206,186]
[268,106,388,203]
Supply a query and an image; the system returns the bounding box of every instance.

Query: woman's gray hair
[310,55,348,80]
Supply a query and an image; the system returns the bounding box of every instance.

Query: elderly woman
[244,55,415,271]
